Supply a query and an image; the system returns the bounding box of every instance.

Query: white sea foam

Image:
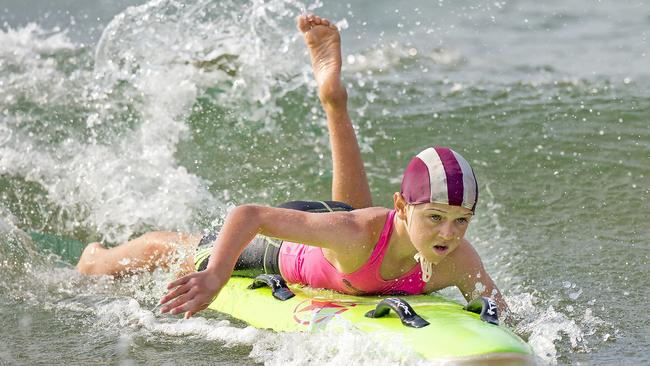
[91,296,429,366]
[507,291,613,365]
[1,22,217,241]
[94,298,259,345]
[1,138,217,242]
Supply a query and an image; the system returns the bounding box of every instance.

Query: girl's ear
[393,192,408,220]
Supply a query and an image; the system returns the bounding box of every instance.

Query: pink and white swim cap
[400,147,478,212]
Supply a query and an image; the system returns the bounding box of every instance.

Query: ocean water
[1,0,648,365]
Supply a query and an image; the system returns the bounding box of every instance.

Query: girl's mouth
[433,245,448,255]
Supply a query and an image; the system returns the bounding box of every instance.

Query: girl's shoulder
[348,206,393,240]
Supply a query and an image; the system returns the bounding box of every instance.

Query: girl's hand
[159,270,227,319]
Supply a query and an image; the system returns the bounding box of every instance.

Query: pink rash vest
[278,210,426,295]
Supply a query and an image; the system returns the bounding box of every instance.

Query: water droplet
[566,305,574,312]
[569,289,582,300]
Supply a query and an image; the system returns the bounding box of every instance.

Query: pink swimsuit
[278,210,426,295]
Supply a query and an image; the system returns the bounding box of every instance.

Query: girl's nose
[438,220,456,240]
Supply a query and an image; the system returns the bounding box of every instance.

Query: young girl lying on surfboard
[76,14,507,318]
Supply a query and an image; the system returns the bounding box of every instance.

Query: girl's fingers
[167,273,193,289]
[159,283,191,308]
[162,291,195,314]
[170,298,206,316]
[159,271,223,317]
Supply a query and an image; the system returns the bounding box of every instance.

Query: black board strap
[464,297,499,325]
[247,274,295,301]
[364,297,429,328]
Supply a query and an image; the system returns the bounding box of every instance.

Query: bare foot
[76,242,105,274]
[297,14,347,108]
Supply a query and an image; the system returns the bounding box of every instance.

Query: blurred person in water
[76,14,507,318]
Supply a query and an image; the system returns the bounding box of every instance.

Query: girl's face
[405,202,473,264]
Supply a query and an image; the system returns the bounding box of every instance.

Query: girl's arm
[454,243,510,315]
[159,204,371,318]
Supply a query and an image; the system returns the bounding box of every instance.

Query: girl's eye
[456,217,469,225]
[430,215,442,221]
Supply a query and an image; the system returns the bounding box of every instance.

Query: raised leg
[298,15,373,209]
[76,232,201,277]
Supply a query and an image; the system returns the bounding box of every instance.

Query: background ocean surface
[1,0,648,364]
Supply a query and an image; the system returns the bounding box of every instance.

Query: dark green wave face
[1,0,648,364]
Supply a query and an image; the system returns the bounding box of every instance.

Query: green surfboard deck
[210,277,534,363]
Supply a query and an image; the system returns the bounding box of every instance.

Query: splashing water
[1,0,324,242]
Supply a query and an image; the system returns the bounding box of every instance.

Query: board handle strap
[247,274,295,301]
[364,297,429,328]
[464,297,499,325]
